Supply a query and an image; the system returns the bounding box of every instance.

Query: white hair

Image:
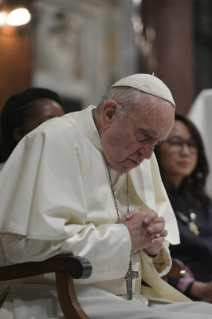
[95,86,143,117]
[95,86,144,118]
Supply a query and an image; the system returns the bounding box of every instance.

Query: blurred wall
[0,26,31,111]
[0,0,137,113]
[31,0,137,109]
[139,0,194,115]
[0,0,32,112]
[193,0,212,97]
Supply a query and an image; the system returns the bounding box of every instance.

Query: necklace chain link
[104,156,129,222]
[104,155,138,301]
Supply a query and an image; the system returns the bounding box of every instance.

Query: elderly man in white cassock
[0,74,212,319]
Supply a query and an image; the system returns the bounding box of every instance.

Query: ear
[12,128,22,143]
[101,100,119,129]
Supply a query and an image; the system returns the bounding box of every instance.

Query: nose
[139,145,155,159]
[180,143,191,154]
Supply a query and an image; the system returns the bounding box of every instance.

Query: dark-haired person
[155,114,212,303]
[0,87,64,171]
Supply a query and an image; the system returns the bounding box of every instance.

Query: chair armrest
[162,258,185,282]
[0,254,92,281]
[168,258,186,278]
[0,254,92,319]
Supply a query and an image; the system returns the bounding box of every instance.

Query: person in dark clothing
[0,87,64,170]
[155,113,212,303]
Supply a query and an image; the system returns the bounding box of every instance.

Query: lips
[128,157,142,166]
[178,161,190,167]
[129,159,138,165]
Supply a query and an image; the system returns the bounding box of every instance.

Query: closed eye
[139,130,151,139]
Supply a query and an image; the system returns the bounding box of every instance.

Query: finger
[147,221,166,233]
[143,210,158,224]
[151,236,165,245]
[144,243,164,255]
[125,209,141,220]
[150,216,165,224]
[160,229,168,238]
[125,209,157,223]
[150,229,168,244]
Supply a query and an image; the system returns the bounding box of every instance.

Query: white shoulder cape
[0,107,179,245]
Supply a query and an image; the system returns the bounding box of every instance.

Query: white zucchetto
[112,73,175,107]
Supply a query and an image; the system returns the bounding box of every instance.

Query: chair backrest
[0,254,92,319]
[0,240,6,267]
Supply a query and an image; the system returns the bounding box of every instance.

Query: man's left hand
[125,210,168,255]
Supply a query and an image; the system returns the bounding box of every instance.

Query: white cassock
[0,106,212,319]
[188,89,212,197]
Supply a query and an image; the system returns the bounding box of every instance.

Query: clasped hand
[121,209,168,255]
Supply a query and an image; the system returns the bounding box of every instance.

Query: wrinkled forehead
[132,97,175,137]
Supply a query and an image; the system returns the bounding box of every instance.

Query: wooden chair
[162,258,186,282]
[0,255,184,319]
[0,254,92,319]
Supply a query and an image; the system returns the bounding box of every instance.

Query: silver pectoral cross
[124,260,139,300]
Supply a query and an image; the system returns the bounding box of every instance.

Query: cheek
[24,117,42,133]
[102,135,134,163]
[161,157,177,172]
[190,156,198,171]
[103,129,126,151]
[157,148,175,170]
[101,135,120,161]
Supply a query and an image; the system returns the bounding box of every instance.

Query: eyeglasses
[165,138,198,154]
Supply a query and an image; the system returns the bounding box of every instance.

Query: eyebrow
[169,136,194,139]
[137,128,157,136]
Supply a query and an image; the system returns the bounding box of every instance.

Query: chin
[178,168,193,176]
[110,159,138,173]
[116,165,135,174]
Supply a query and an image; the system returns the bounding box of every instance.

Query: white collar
[88,105,101,140]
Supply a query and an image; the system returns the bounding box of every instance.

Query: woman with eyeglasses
[155,113,212,303]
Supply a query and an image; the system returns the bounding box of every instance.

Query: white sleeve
[152,242,172,277]
[0,222,131,283]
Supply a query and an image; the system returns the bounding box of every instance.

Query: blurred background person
[155,114,212,303]
[0,87,64,171]
[188,89,212,197]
